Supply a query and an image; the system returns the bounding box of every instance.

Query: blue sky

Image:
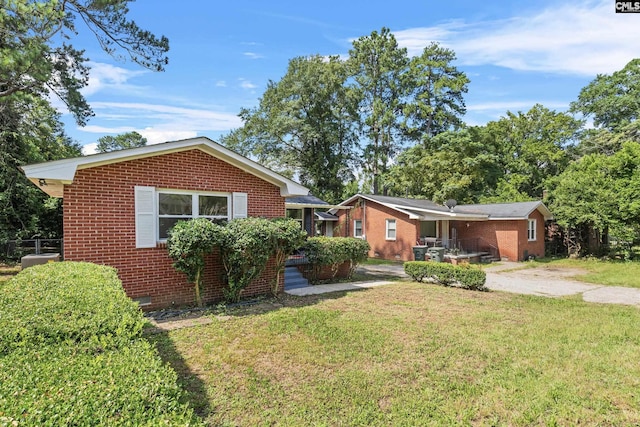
[62,0,640,154]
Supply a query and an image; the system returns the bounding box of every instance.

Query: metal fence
[1,239,63,262]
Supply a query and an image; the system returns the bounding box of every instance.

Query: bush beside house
[404,261,486,290]
[0,262,202,426]
[303,237,370,284]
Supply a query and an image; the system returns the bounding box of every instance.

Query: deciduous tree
[481,104,581,201]
[222,55,356,204]
[550,141,640,256]
[385,128,500,203]
[570,58,640,132]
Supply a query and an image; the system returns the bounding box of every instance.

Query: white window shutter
[135,186,157,248]
[232,192,248,219]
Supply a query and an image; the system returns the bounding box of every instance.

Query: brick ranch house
[21,137,310,310]
[331,194,553,263]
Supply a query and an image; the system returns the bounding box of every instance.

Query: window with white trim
[354,220,363,238]
[386,219,396,240]
[158,191,229,240]
[134,186,247,248]
[528,219,536,241]
[286,209,303,229]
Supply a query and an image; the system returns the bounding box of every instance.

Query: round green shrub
[0,262,145,354]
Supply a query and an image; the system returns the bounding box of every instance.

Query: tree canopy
[570,58,640,132]
[221,55,356,204]
[1,0,169,125]
[223,28,469,197]
[96,131,147,153]
[1,0,169,241]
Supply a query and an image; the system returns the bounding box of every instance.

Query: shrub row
[0,262,202,426]
[404,261,487,290]
[304,237,370,283]
[168,217,307,304]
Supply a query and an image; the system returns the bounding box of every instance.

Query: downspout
[362,198,366,240]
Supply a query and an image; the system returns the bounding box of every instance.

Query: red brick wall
[63,149,285,310]
[335,198,418,262]
[453,210,546,261]
[336,197,547,262]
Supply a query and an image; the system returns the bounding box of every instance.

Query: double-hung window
[527,219,537,241]
[158,191,229,240]
[354,220,363,238]
[386,219,396,240]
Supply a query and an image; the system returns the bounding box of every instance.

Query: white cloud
[76,102,242,146]
[138,129,199,145]
[393,0,639,76]
[82,142,98,155]
[215,80,227,87]
[82,124,137,134]
[80,129,198,155]
[89,102,242,130]
[238,78,257,90]
[82,62,148,96]
[243,52,264,59]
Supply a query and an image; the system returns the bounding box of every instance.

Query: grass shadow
[145,329,211,421]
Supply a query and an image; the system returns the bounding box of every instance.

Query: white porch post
[441,220,449,247]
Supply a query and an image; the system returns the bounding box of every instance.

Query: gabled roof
[333,194,553,221]
[285,194,330,207]
[456,201,553,221]
[315,212,339,221]
[285,194,350,210]
[21,137,309,198]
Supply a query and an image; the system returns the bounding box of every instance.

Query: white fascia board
[488,217,528,221]
[392,206,422,220]
[396,205,488,220]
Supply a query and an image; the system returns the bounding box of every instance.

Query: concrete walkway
[286,262,640,307]
[285,279,395,296]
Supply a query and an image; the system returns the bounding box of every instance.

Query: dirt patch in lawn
[507,266,589,279]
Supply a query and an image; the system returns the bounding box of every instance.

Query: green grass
[0,264,20,283]
[361,257,403,266]
[149,283,640,426]
[529,257,640,288]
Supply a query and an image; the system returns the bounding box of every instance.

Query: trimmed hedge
[0,262,203,426]
[0,262,145,354]
[404,261,487,291]
[304,237,370,283]
[0,342,199,426]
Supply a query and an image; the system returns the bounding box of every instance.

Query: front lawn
[0,264,20,283]
[529,258,640,288]
[149,283,640,426]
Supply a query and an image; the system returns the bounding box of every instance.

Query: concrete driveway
[356,262,640,307]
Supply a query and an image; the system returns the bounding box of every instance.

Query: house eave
[21,137,309,198]
[286,203,350,210]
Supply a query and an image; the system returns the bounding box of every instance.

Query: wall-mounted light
[38,178,47,186]
[466,222,470,228]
